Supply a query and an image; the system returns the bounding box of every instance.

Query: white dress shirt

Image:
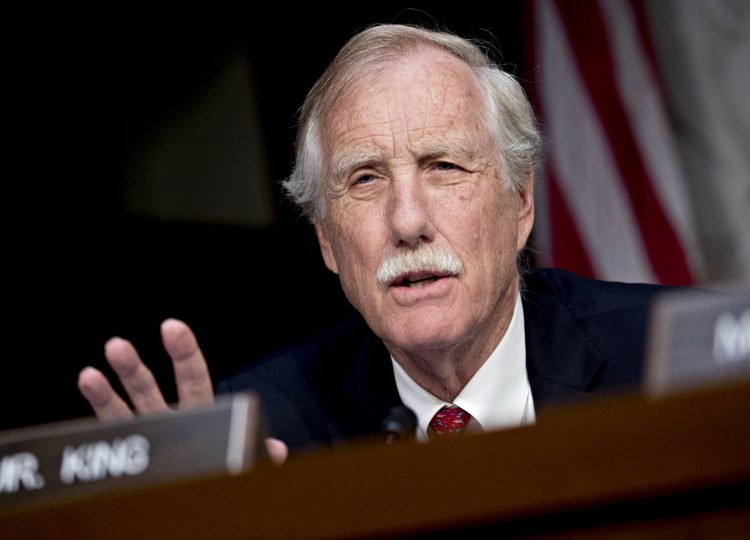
[391,293,535,441]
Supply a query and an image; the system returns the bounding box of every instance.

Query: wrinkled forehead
[320,49,492,169]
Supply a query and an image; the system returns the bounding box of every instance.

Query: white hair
[283,24,541,223]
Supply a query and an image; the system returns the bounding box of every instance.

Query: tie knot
[428,405,472,439]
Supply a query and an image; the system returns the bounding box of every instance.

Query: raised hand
[78,318,287,464]
[78,319,213,420]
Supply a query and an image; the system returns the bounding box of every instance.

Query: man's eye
[434,161,457,171]
[353,174,376,185]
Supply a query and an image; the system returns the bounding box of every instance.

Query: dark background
[3,6,526,431]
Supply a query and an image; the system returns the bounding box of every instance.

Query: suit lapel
[522,286,606,406]
[328,331,403,444]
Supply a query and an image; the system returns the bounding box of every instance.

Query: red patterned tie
[428,405,472,439]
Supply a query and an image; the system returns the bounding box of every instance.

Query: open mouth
[393,271,451,288]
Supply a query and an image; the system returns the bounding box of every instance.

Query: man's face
[315,49,534,360]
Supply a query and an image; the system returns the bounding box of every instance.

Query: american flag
[530,0,750,286]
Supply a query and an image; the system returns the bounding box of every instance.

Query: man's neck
[385,287,518,402]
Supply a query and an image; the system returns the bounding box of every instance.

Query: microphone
[382,405,417,445]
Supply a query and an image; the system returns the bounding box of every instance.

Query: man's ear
[516,171,535,251]
[315,222,339,274]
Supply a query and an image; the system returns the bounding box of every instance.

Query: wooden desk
[2,381,749,539]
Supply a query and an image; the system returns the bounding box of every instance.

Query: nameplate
[0,393,266,510]
[645,287,750,395]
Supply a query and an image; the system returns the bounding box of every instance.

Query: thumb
[264,437,289,465]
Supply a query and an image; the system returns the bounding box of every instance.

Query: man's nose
[387,174,436,247]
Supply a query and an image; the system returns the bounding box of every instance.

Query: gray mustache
[377,245,464,285]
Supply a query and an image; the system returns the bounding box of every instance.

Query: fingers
[78,366,134,422]
[161,319,214,408]
[264,438,289,465]
[80,320,213,423]
[104,336,170,414]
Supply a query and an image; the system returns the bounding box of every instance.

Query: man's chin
[380,323,468,358]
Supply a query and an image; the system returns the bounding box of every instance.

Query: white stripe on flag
[600,0,705,280]
[537,0,656,283]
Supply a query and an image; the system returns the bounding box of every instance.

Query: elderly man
[78,25,660,459]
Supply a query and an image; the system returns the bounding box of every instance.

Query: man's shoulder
[215,312,388,449]
[522,268,671,400]
[524,267,667,319]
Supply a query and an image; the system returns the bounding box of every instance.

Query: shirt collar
[391,292,534,440]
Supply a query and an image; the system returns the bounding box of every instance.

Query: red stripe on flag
[548,166,596,279]
[553,0,693,285]
[528,1,594,279]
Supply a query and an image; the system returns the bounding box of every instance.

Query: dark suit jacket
[216,269,665,453]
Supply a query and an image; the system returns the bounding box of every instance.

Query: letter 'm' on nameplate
[0,393,266,510]
[645,287,750,395]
